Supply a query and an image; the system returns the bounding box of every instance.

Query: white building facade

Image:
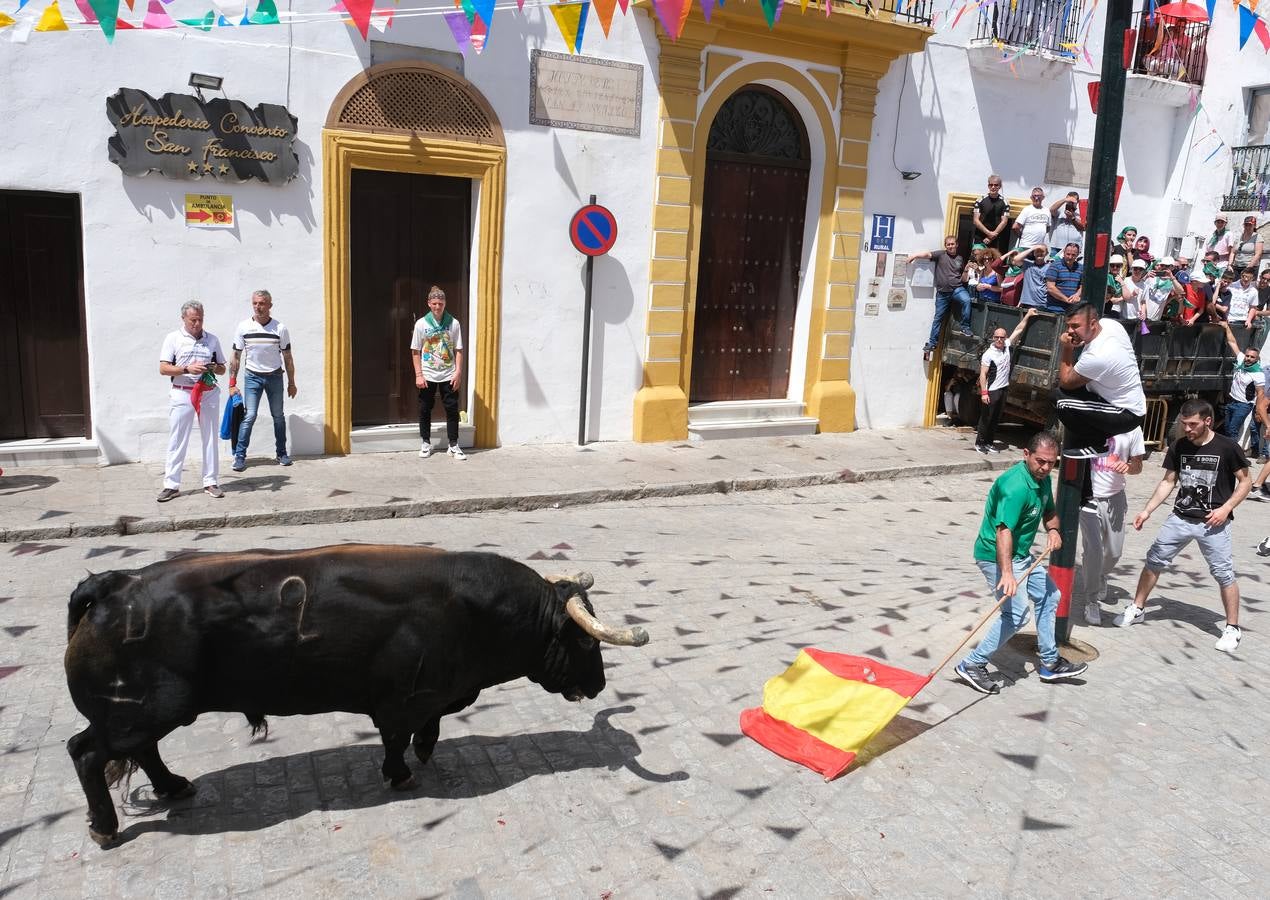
[0,0,1264,465]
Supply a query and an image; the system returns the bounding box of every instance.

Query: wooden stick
[927,548,1053,679]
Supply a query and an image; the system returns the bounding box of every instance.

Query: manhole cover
[1006,632,1100,663]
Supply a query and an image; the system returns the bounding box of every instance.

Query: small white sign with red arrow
[184,193,234,229]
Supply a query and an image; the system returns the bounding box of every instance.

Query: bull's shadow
[115,706,684,842]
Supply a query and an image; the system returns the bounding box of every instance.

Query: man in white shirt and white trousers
[157,300,227,502]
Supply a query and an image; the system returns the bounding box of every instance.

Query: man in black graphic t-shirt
[1115,399,1251,653]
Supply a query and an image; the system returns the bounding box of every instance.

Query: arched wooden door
[690,87,810,404]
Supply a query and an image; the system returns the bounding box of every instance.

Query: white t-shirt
[233,317,292,374]
[1120,276,1146,320]
[1230,365,1266,403]
[1015,207,1052,247]
[1090,427,1146,498]
[160,328,225,388]
[1227,283,1258,321]
[980,344,1011,391]
[1073,322,1147,415]
[1143,280,1174,321]
[410,314,464,382]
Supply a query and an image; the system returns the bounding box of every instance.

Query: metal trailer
[937,300,1262,449]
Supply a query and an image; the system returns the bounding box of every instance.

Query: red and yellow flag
[740,648,929,780]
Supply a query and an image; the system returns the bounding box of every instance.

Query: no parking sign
[569,204,618,256]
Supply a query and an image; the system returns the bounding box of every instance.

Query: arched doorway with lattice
[689,86,811,405]
[322,61,506,454]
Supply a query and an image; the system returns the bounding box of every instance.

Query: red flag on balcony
[1123,28,1136,69]
[1087,81,1100,114]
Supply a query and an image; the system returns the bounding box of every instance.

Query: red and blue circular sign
[569,204,618,257]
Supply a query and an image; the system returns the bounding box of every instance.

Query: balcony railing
[815,0,933,25]
[972,0,1085,55]
[1223,146,1270,213]
[1127,8,1208,86]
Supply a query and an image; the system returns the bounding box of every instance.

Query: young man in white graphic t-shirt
[975,309,1037,453]
[411,285,466,460]
[1077,427,1145,625]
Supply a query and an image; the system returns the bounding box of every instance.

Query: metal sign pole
[578,194,597,446]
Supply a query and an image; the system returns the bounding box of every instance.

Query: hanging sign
[569,203,618,256]
[185,193,235,229]
[107,88,299,184]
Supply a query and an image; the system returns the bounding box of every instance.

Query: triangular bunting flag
[217,14,230,24]
[143,0,177,27]
[701,0,713,19]
[470,13,487,51]
[516,0,524,7]
[239,9,250,23]
[760,0,778,26]
[616,0,629,12]
[0,11,14,25]
[549,0,588,52]
[115,16,134,25]
[470,0,494,32]
[593,0,616,35]
[1239,3,1257,48]
[88,0,119,37]
[1204,0,1216,19]
[460,0,476,21]
[75,0,98,23]
[343,0,373,37]
[249,0,278,24]
[649,0,686,39]
[1256,18,1270,50]
[35,0,70,30]
[178,9,215,28]
[442,8,471,52]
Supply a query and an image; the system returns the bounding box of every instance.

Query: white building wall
[853,5,1270,429]
[0,8,659,460]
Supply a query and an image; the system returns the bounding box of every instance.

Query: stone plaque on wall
[529,50,642,136]
[1045,143,1093,188]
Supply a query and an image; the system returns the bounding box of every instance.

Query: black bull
[63,545,649,847]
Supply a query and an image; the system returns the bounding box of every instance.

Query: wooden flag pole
[927,548,1053,680]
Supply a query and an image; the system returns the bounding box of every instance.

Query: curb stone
[0,457,1012,544]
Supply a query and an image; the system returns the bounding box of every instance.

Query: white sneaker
[419,443,433,458]
[1083,601,1102,626]
[1215,624,1242,653]
[448,445,467,461]
[1114,603,1145,627]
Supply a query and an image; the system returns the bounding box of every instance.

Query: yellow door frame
[322,63,507,454]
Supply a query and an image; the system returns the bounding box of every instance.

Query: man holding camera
[1048,192,1085,257]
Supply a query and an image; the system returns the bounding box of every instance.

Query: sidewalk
[0,427,1011,542]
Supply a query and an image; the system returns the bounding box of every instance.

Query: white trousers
[164,387,220,489]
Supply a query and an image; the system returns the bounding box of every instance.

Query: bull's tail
[104,758,139,790]
[246,714,269,741]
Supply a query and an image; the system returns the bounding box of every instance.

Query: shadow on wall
[117,138,317,234]
[966,50,1079,187]
[887,55,944,238]
[585,253,638,441]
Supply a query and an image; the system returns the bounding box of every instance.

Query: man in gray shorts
[1115,399,1251,652]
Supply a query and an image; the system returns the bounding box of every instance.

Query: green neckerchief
[1236,360,1262,374]
[1209,227,1228,248]
[423,311,454,332]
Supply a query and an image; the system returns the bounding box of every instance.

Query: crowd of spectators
[920,179,1269,348]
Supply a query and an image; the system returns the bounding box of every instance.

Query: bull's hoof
[155,779,196,801]
[388,774,418,791]
[89,828,119,848]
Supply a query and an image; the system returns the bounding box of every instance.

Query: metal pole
[1051,0,1133,645]
[578,195,596,446]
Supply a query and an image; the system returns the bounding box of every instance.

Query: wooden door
[0,192,89,440]
[350,170,471,427]
[690,88,809,404]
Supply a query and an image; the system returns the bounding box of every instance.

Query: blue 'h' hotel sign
[870,214,895,252]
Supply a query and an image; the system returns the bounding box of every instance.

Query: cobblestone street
[2,468,1268,898]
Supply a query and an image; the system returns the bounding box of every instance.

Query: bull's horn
[545,572,595,590]
[566,597,649,647]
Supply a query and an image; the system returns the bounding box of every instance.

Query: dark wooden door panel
[350,170,470,428]
[690,160,808,403]
[0,192,88,440]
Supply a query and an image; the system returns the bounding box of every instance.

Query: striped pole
[1051,455,1088,645]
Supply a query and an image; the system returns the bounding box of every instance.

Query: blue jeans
[235,369,287,458]
[926,286,972,349]
[1222,400,1260,457]
[965,556,1060,667]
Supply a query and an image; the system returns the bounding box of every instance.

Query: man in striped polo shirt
[1043,242,1083,315]
[229,290,297,471]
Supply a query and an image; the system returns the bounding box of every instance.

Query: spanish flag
[740,648,930,780]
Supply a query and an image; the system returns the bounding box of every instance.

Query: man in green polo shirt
[955,431,1090,694]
